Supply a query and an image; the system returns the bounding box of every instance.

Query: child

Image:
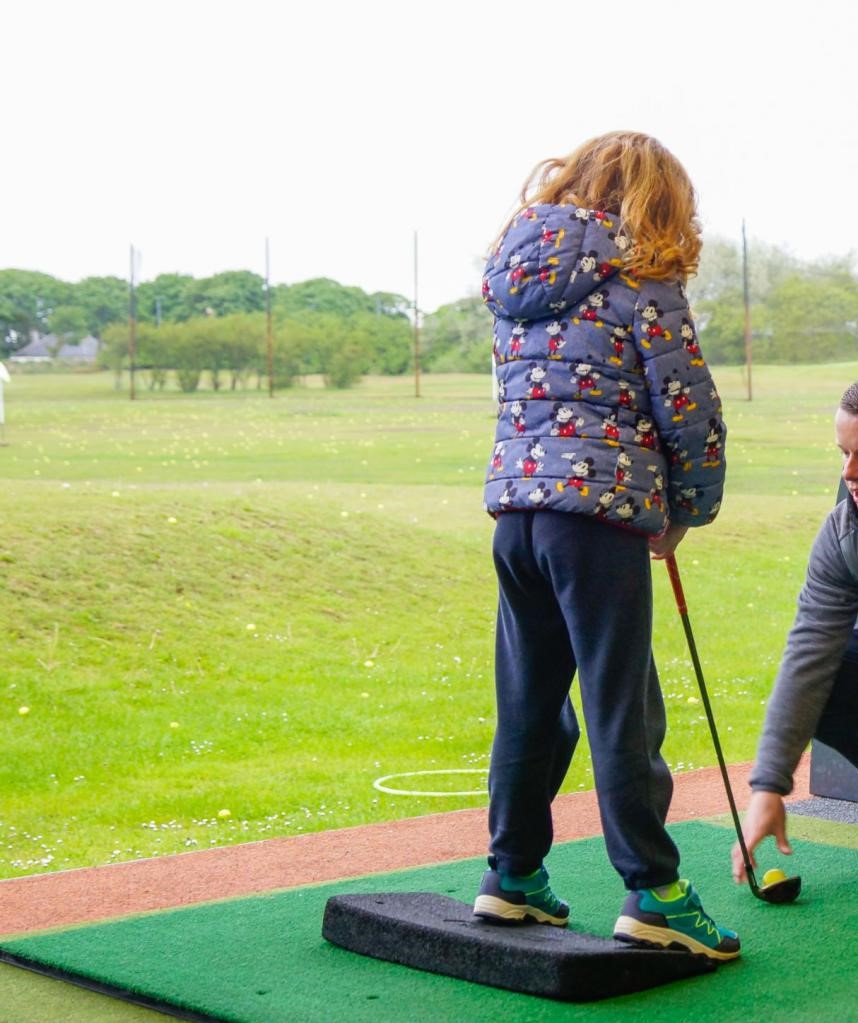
[473,131,738,962]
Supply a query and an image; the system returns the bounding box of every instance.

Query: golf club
[664,554,801,905]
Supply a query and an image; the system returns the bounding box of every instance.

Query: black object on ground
[811,738,858,803]
[322,892,715,1002]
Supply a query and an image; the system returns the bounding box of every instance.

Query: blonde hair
[500,131,702,282]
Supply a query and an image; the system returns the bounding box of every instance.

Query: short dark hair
[840,382,858,416]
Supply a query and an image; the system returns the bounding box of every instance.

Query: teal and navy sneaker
[613,879,740,961]
[473,865,569,927]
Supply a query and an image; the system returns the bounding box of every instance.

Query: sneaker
[473,866,569,927]
[613,880,740,961]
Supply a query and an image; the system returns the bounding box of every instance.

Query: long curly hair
[500,131,702,282]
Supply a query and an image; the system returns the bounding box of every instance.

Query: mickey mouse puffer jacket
[483,203,726,535]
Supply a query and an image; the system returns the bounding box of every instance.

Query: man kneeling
[735,381,858,881]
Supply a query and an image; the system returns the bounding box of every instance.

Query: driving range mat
[1,821,857,1023]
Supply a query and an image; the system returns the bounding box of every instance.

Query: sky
[5,0,858,314]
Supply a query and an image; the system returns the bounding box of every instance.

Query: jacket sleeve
[632,280,726,526]
[749,511,858,794]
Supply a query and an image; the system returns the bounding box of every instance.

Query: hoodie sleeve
[749,509,858,794]
[632,280,727,526]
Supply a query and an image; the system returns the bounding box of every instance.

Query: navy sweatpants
[488,510,680,890]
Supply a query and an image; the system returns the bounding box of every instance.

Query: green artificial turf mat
[0,961,167,1023]
[2,821,856,1023]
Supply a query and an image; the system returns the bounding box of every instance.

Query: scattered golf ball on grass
[18,706,30,716]
[763,868,787,885]
[217,809,232,819]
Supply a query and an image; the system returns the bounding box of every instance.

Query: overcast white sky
[5,0,858,312]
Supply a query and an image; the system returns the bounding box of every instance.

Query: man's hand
[731,790,792,882]
[649,524,689,560]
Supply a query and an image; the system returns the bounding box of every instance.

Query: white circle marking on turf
[372,768,488,797]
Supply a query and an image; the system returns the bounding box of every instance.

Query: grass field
[0,365,850,880]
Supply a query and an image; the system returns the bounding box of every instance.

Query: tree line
[686,239,858,364]
[0,270,410,342]
[0,271,415,388]
[2,236,857,391]
[101,310,413,391]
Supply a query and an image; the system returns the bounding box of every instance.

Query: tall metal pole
[266,237,274,397]
[742,219,752,402]
[413,229,420,398]
[129,244,137,401]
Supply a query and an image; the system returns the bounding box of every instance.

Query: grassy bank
[0,365,848,877]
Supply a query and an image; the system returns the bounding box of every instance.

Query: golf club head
[755,874,801,904]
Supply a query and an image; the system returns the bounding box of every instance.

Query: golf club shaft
[665,555,759,886]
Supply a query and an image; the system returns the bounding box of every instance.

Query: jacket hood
[483,204,629,323]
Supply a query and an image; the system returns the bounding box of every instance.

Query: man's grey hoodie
[750,495,858,794]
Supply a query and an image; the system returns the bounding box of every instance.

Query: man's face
[835,408,858,507]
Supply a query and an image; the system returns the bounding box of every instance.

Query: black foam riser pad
[322,892,715,1002]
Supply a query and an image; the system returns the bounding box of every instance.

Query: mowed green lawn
[0,365,849,879]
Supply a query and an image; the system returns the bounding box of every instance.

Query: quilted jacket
[482,203,726,536]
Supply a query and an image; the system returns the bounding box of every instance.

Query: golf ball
[763,868,787,885]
